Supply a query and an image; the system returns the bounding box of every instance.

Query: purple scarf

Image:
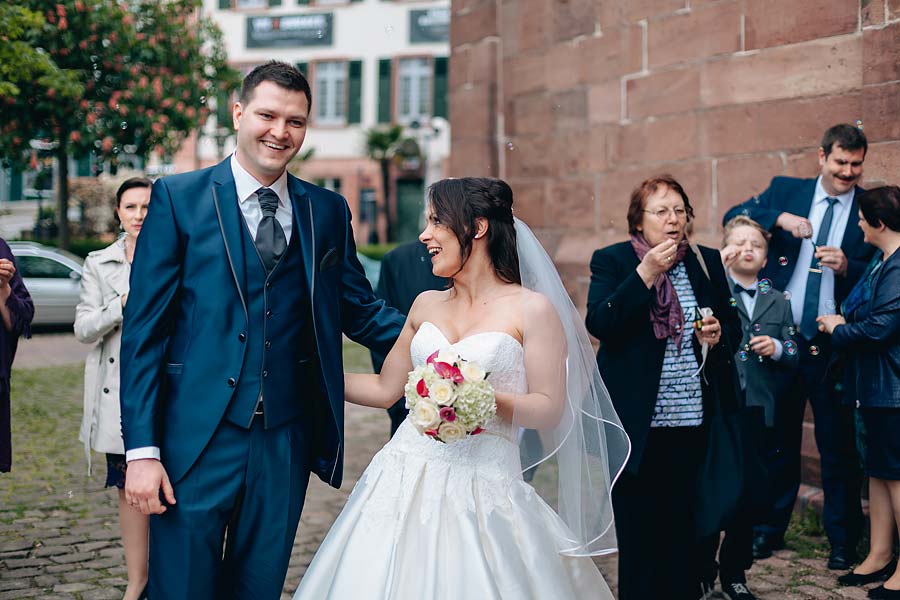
[629,234,689,348]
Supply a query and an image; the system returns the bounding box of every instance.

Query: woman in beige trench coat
[75,177,151,600]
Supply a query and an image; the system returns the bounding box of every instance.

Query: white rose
[410,399,441,431]
[438,421,467,443]
[430,380,456,406]
[459,361,486,382]
[436,348,460,365]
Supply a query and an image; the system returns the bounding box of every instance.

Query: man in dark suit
[722,123,874,570]
[369,240,447,435]
[120,62,404,598]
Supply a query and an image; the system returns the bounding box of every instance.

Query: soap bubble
[809,345,820,356]
[784,291,792,301]
[729,297,737,307]
[784,340,797,356]
[738,351,749,362]
[753,324,761,333]
[778,256,788,266]
[758,279,772,294]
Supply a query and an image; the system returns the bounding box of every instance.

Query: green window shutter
[296,61,309,78]
[218,0,231,8]
[76,155,91,177]
[432,56,448,119]
[268,0,282,6]
[350,0,363,3]
[297,0,309,4]
[216,90,233,128]
[347,60,363,124]
[377,58,392,124]
[9,167,22,201]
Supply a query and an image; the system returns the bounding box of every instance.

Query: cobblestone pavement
[0,336,876,599]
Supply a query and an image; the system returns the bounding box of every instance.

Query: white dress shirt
[784,176,855,326]
[126,156,293,463]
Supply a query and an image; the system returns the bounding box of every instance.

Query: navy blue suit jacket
[722,176,874,307]
[120,158,404,487]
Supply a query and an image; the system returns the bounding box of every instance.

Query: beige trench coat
[74,238,129,473]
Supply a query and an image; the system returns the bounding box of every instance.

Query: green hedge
[357,243,398,261]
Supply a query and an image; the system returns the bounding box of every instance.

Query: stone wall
[449,0,900,309]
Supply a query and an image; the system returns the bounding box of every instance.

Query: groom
[120,61,404,598]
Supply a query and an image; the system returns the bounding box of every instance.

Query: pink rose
[439,407,456,422]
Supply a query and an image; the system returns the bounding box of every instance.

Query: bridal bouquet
[404,349,496,443]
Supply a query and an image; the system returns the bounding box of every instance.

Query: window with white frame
[396,57,432,124]
[314,61,347,125]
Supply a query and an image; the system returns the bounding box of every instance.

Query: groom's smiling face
[420,207,461,278]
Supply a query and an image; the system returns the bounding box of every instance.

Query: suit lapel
[840,185,864,256]
[211,160,248,319]
[287,175,314,293]
[751,289,777,321]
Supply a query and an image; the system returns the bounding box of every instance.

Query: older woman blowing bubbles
[817,186,900,599]
[586,175,742,600]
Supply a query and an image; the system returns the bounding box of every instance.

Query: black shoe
[752,533,785,559]
[829,545,857,570]
[722,581,758,600]
[839,560,898,586]
[869,585,900,599]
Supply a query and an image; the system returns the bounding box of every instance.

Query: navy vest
[223,213,314,428]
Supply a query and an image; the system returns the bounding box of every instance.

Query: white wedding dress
[292,321,613,599]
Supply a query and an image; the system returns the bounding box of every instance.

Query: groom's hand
[125,459,176,515]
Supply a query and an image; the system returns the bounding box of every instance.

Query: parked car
[9,242,83,327]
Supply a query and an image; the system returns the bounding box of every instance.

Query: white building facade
[175,0,451,243]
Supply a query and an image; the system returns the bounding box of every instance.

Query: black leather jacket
[834,249,900,408]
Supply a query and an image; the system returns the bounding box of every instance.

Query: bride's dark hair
[427,177,521,285]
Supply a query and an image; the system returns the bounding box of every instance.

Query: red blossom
[433,361,453,379]
[426,350,439,365]
[472,427,484,435]
[416,379,429,397]
[424,429,438,437]
[439,407,456,422]
[69,131,80,143]
[58,17,68,31]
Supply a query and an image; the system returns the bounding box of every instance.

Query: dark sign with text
[409,8,449,44]
[246,13,333,48]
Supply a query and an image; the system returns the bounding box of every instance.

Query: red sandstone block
[505,133,555,179]
[552,0,596,42]
[716,154,785,224]
[862,140,900,186]
[862,0,886,27]
[548,178,598,229]
[862,81,900,143]
[448,85,495,139]
[507,178,548,227]
[891,0,900,19]
[518,0,554,53]
[588,79,622,124]
[545,42,583,91]
[449,46,469,89]
[624,0,687,22]
[744,0,857,50]
[499,0,522,57]
[466,41,498,86]
[504,53,547,97]
[448,139,497,178]
[700,35,862,108]
[614,112,701,165]
[700,93,863,156]
[648,0,741,69]
[555,232,607,277]
[548,128,593,177]
[785,150,823,179]
[863,21,900,85]
[578,25,644,84]
[626,65,701,119]
[451,1,498,47]
[510,92,553,136]
[550,89,589,130]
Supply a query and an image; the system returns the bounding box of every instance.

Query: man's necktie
[799,197,838,340]
[255,187,287,273]
[734,284,756,298]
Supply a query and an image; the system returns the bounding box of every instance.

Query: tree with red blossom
[0,0,239,249]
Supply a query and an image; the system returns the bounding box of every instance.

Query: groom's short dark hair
[240,61,312,111]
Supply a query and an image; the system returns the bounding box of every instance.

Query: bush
[357,243,399,261]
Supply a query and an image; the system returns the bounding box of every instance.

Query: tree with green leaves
[0,0,240,249]
[364,124,405,243]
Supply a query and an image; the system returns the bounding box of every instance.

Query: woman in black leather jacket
[818,185,900,598]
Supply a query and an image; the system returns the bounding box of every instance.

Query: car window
[16,255,73,278]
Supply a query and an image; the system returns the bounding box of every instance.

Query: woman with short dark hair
[818,186,900,599]
[586,175,742,600]
[75,176,152,600]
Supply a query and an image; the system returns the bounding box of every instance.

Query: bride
[293,177,630,599]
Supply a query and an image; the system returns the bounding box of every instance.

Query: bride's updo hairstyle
[427,177,521,285]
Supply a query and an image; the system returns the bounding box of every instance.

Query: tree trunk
[380,158,394,242]
[56,145,70,250]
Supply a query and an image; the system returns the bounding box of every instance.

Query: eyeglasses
[643,207,688,220]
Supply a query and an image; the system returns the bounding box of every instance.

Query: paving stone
[33,546,73,557]
[53,582,96,593]
[0,580,30,592]
[35,595,77,600]
[0,550,29,559]
[44,565,75,574]
[0,589,42,599]
[32,575,60,588]
[0,567,42,578]
[96,577,128,587]
[86,530,120,541]
[49,552,95,564]
[60,571,94,583]
[80,557,121,569]
[38,537,84,547]
[80,589,122,600]
[0,540,35,552]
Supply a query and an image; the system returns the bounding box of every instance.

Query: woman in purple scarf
[586,175,742,600]
[0,237,34,473]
